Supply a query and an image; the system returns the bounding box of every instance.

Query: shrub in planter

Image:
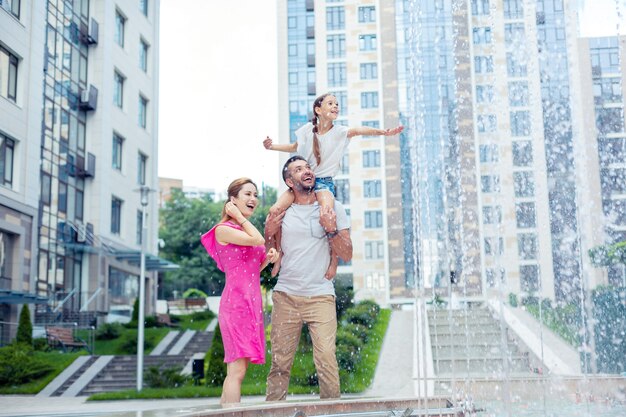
[205,324,226,386]
[341,323,369,343]
[95,323,122,340]
[145,364,189,388]
[0,344,53,386]
[343,306,376,328]
[508,293,518,307]
[16,306,33,346]
[119,334,154,354]
[335,329,363,372]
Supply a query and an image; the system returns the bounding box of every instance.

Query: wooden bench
[46,327,89,353]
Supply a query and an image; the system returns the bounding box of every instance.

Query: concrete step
[433,357,531,374]
[431,344,521,357]
[52,355,99,396]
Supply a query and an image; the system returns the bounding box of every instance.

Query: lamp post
[136,185,150,391]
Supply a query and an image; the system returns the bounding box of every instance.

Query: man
[264,155,353,401]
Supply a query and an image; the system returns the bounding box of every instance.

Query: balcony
[79,85,98,111]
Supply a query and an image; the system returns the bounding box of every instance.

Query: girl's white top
[295,122,350,178]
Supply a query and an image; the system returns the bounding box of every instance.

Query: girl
[263,93,403,279]
[200,178,279,405]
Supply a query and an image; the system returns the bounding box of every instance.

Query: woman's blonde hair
[220,177,258,223]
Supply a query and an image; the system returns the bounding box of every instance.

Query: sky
[158,1,626,194]
[158,0,280,192]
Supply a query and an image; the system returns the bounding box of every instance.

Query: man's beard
[294,180,315,193]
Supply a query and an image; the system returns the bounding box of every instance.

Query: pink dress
[200,221,266,364]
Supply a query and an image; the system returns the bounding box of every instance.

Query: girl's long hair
[219,177,257,224]
[311,93,331,166]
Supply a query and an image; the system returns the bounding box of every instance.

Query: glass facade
[39,0,90,307]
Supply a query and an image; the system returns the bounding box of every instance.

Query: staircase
[428,308,538,378]
[41,329,214,396]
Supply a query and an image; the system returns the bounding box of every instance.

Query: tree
[16,305,33,346]
[589,240,626,267]
[159,186,277,297]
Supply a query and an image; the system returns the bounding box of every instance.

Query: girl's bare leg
[316,190,338,280]
[270,190,294,277]
[221,358,249,405]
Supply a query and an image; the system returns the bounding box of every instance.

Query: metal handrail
[80,287,102,311]
[53,288,77,312]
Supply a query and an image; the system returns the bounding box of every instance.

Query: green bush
[145,364,190,388]
[16,306,33,346]
[188,309,215,321]
[521,295,539,307]
[131,298,139,324]
[335,284,354,321]
[32,338,49,352]
[0,344,54,386]
[508,293,518,307]
[205,324,226,386]
[95,323,122,340]
[342,323,369,343]
[119,334,155,354]
[335,330,363,372]
[593,286,626,374]
[183,288,208,299]
[343,305,377,328]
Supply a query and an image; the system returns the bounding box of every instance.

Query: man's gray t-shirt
[274,201,349,297]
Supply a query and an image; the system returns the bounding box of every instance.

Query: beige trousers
[265,291,340,401]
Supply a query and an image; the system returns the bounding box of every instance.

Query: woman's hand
[224,201,245,224]
[266,248,280,264]
[383,125,404,136]
[263,136,273,150]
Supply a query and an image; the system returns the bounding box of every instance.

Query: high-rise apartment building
[0,0,165,337]
[277,0,616,306]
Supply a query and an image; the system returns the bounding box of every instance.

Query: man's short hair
[282,155,307,184]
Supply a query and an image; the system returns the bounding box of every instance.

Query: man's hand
[264,210,285,242]
[319,205,337,233]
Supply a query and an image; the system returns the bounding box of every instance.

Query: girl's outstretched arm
[263,136,298,152]
[347,125,404,139]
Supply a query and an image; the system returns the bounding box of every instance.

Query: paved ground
[0,310,414,416]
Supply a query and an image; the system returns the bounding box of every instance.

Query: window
[327,63,346,87]
[362,120,380,135]
[471,0,490,15]
[364,180,382,198]
[508,81,529,106]
[41,173,52,205]
[473,27,492,44]
[518,233,537,260]
[515,202,536,228]
[58,181,67,213]
[0,46,18,102]
[111,197,123,234]
[113,71,124,108]
[482,206,502,224]
[505,23,525,45]
[0,134,15,187]
[136,210,143,245]
[484,237,504,255]
[340,152,349,175]
[365,241,384,260]
[361,92,379,109]
[358,6,376,23]
[112,133,123,170]
[139,95,148,128]
[335,179,350,204]
[596,107,625,135]
[481,175,500,193]
[327,6,345,30]
[75,189,84,221]
[138,152,147,185]
[140,0,148,16]
[503,0,523,19]
[479,144,498,163]
[363,150,381,168]
[327,35,345,58]
[139,39,149,72]
[513,141,533,166]
[289,72,298,85]
[364,210,383,228]
[288,17,297,29]
[510,111,531,136]
[359,34,377,51]
[332,91,348,114]
[0,0,20,18]
[360,63,378,80]
[507,52,527,77]
[520,265,539,292]
[513,171,535,197]
[474,56,493,74]
[477,114,497,132]
[476,85,494,103]
[115,10,126,47]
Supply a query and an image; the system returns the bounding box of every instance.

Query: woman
[200,178,278,404]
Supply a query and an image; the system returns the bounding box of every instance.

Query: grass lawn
[0,351,82,395]
[87,308,392,400]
